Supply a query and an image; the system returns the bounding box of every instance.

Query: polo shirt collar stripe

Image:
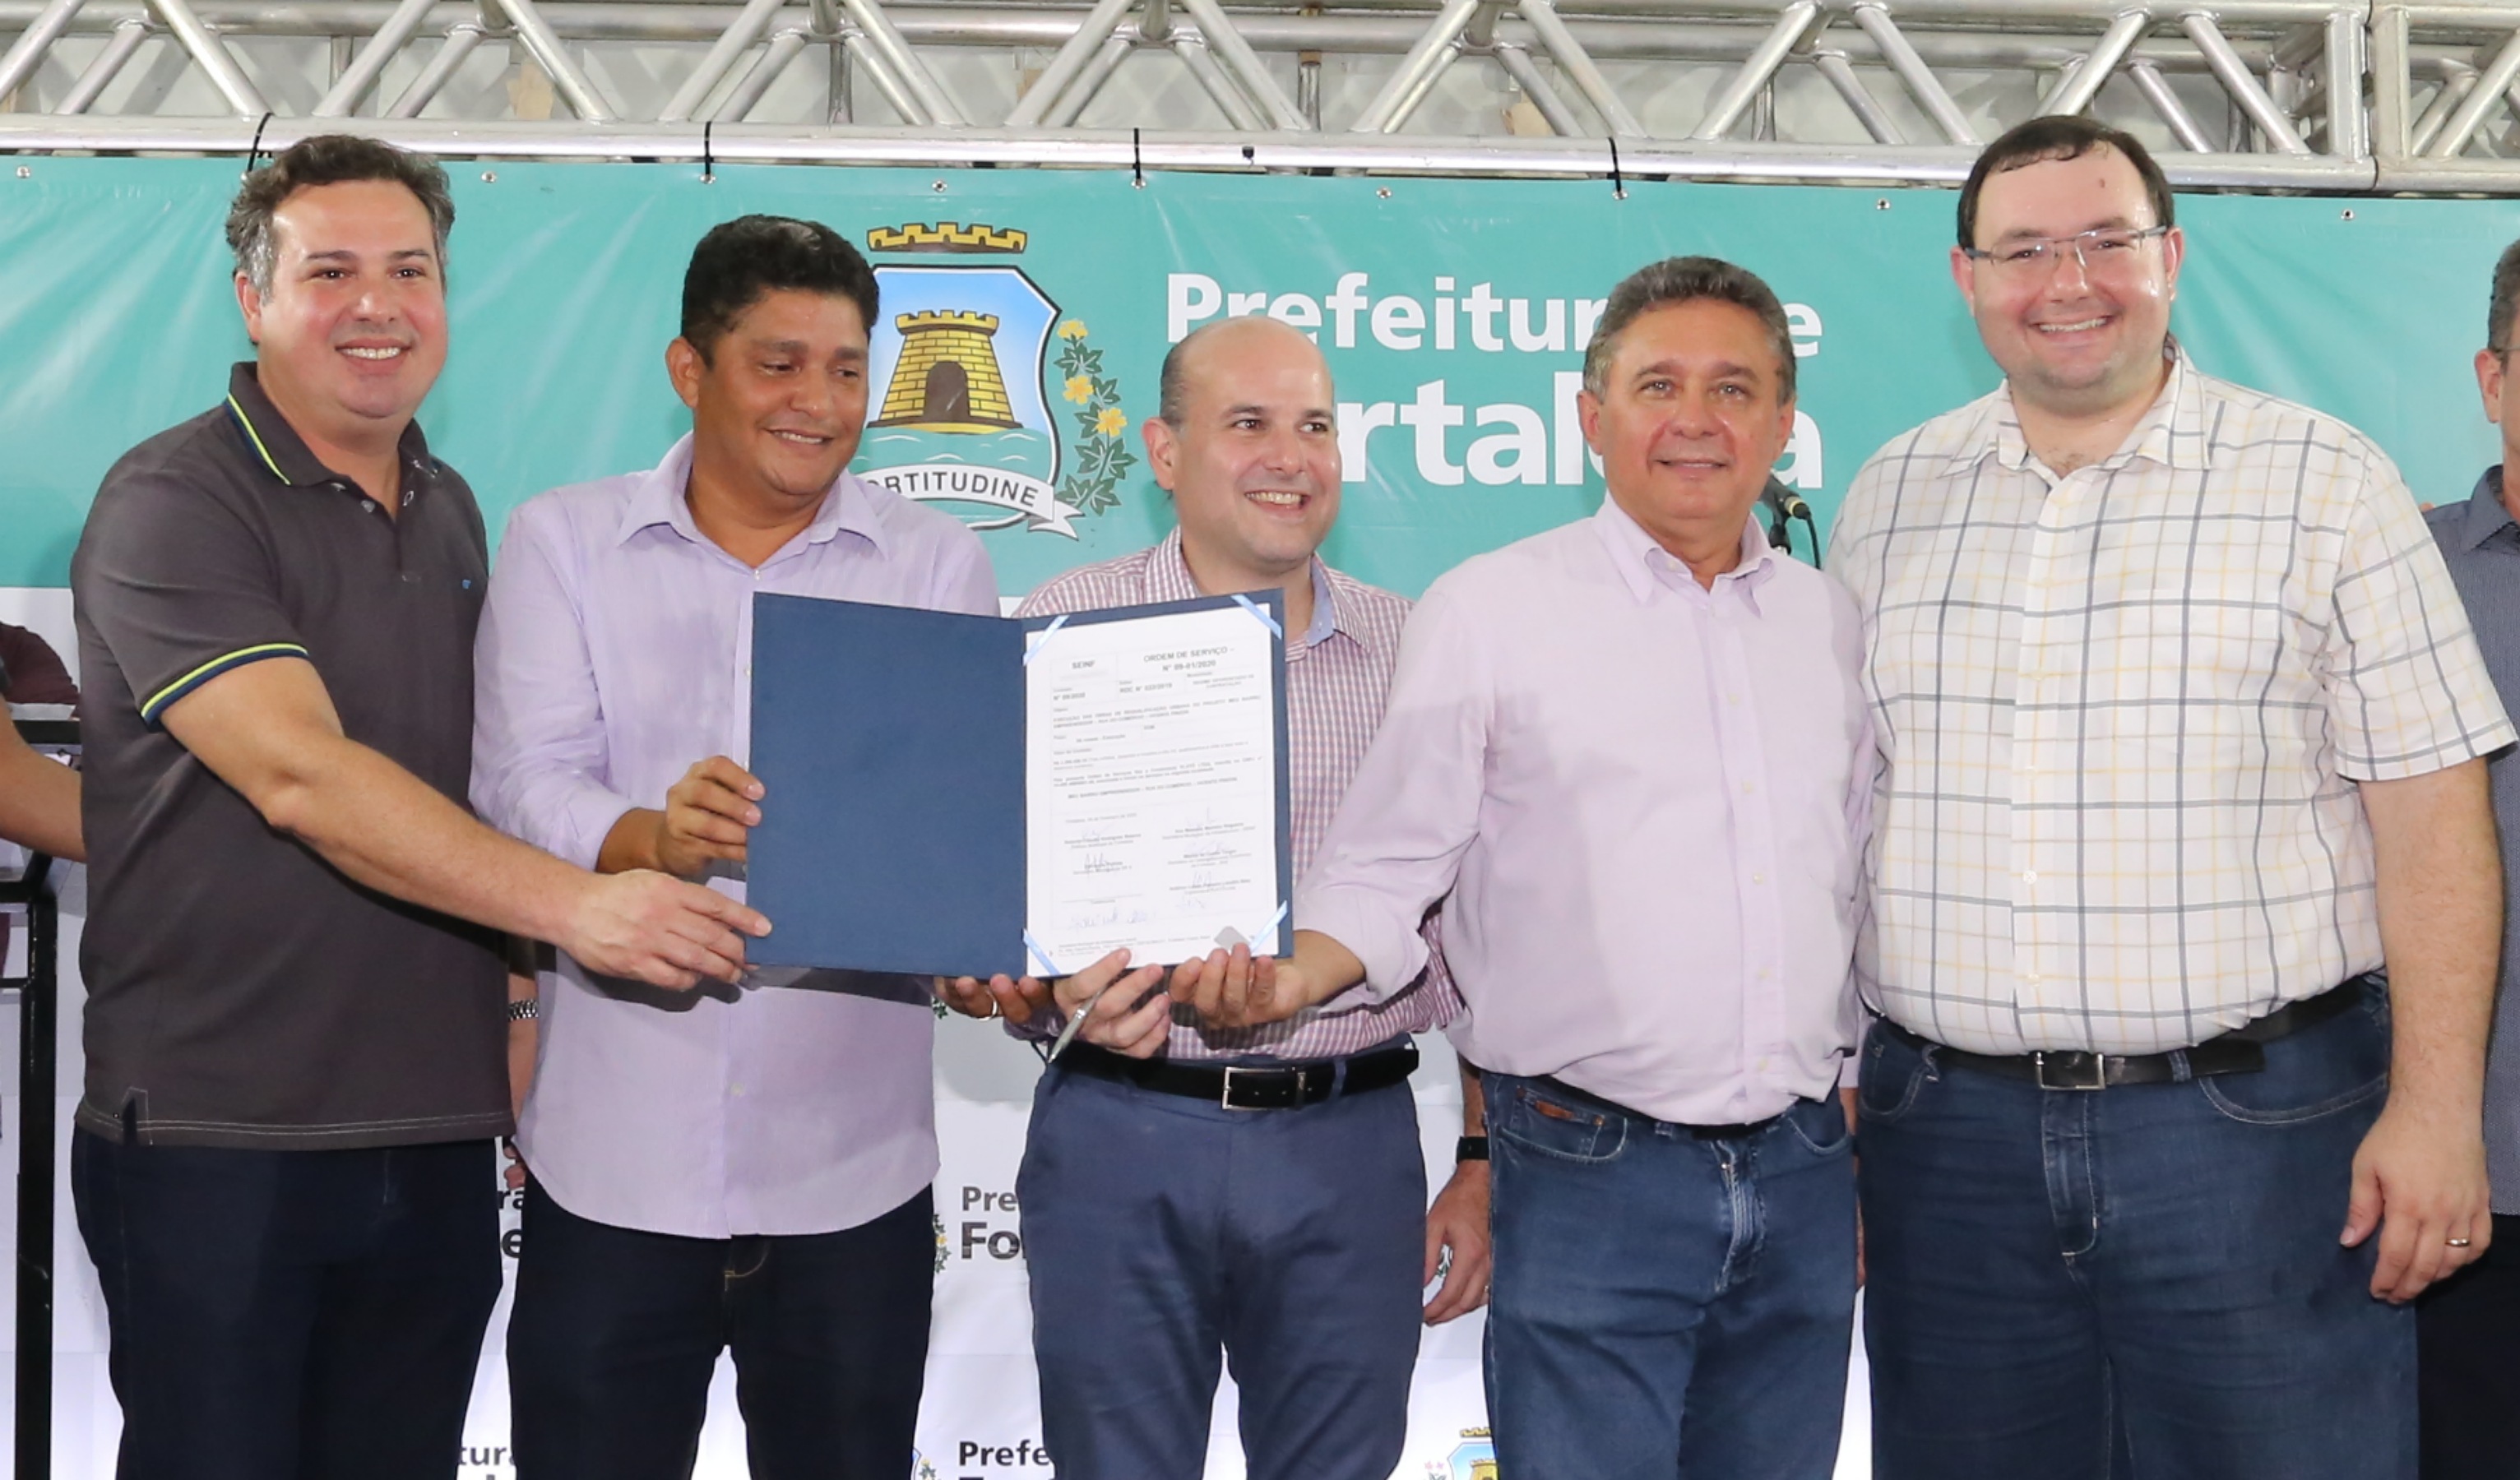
[223,360,436,492]
[223,394,294,483]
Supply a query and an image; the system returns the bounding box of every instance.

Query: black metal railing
[4,714,73,1480]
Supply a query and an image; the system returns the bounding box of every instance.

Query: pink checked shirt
[1016,529,1464,1061]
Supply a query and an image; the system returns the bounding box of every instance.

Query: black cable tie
[1608,136,1625,200]
[702,120,715,183]
[244,112,274,175]
[1132,127,1145,189]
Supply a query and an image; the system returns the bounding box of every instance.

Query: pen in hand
[1047,981,1108,1061]
[1043,927,1239,1064]
[1049,973,1165,1060]
[1048,947,1180,1061]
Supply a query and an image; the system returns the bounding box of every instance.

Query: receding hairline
[1160,315,1332,423]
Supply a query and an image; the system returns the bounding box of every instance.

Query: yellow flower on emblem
[1063,375,1093,405]
[1095,407,1128,437]
[1058,319,1089,340]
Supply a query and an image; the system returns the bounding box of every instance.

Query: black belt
[1531,1073,1781,1140]
[1059,1042,1420,1110]
[1879,976,2371,1091]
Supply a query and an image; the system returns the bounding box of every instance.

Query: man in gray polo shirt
[2419,236,2520,1480]
[70,136,763,1480]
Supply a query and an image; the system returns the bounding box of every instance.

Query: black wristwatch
[1456,1135,1489,1163]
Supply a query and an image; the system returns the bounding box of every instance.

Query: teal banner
[2,159,2513,598]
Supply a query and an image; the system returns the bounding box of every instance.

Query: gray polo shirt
[69,363,507,1150]
[2425,468,2520,1214]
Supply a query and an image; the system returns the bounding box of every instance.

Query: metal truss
[5,1,2520,193]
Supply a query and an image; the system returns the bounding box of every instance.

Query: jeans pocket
[1494,1080,1629,1164]
[2198,995,2391,1127]
[1855,1026,1932,1125]
[1783,1096,1855,1157]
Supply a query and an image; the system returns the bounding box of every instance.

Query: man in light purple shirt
[1194,259,1871,1477]
[471,217,996,1480]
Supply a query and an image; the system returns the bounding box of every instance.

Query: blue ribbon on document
[1022,613,1071,665]
[1230,593,1283,638]
[1022,929,1066,980]
[1249,900,1290,955]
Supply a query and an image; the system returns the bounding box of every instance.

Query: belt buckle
[1220,1066,1267,1111]
[2034,1050,2110,1091]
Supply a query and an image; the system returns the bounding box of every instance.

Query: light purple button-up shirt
[1298,500,1870,1126]
[472,434,998,1237]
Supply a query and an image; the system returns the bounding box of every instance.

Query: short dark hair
[2490,238,2520,354]
[680,215,879,362]
[1157,327,1202,426]
[1957,115,2176,249]
[226,134,455,294]
[1581,256,1797,402]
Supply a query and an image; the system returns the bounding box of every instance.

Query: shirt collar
[1151,526,1344,649]
[1590,496,1777,608]
[1985,345,2212,479]
[614,432,889,559]
[224,360,434,492]
[2457,465,2517,553]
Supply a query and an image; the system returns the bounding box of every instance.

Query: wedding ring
[2448,1237,2475,1248]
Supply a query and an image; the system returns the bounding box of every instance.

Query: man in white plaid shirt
[940,315,1484,1480]
[1832,115,2512,1480]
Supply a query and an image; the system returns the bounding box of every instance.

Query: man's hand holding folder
[935,950,1169,1059]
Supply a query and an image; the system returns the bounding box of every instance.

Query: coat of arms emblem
[860,221,1133,539]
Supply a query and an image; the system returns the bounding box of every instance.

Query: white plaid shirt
[1831,354,2513,1056]
[1015,530,1463,1061]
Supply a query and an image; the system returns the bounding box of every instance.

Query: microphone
[1760,475,1819,561]
[1762,475,1810,524]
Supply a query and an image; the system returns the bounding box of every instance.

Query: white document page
[1022,604,1285,972]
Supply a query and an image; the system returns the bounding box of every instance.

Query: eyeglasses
[1962,224,2171,277]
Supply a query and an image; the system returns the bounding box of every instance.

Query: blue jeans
[1857,981,2413,1480]
[1017,1060,1425,1480]
[1483,1074,1856,1480]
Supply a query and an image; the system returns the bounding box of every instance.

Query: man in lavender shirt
[471,216,997,1480]
[1192,258,1871,1478]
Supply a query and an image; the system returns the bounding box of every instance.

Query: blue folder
[747,590,1292,980]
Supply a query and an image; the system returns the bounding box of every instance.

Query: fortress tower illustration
[872,310,1023,433]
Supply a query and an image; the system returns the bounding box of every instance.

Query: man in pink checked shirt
[1180,259,1873,1478]
[943,314,1487,1480]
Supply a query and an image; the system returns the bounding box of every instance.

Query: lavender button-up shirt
[472,435,997,1237]
[1298,500,1871,1126]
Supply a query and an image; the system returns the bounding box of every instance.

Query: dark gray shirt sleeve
[76,464,309,727]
